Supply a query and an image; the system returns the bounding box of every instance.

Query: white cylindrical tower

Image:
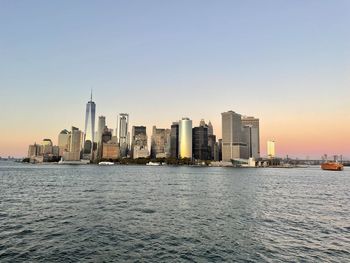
[179,117,192,158]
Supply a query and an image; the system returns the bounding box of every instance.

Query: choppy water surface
[0,161,349,262]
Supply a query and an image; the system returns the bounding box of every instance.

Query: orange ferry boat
[321,162,344,171]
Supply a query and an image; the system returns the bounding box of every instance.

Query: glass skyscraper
[84,92,96,154]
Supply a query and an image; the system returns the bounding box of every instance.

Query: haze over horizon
[1,1,349,159]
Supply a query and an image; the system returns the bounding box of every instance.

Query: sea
[0,161,349,262]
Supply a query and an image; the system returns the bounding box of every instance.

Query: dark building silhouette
[192,126,208,160]
[170,122,179,158]
[208,134,216,160]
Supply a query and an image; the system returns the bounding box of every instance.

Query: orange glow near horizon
[1,113,349,159]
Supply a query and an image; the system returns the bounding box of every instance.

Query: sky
[0,0,349,159]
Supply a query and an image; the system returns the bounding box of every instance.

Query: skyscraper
[97,116,106,144]
[179,118,192,158]
[58,129,70,156]
[117,113,129,157]
[102,127,112,143]
[208,134,216,160]
[151,126,170,158]
[131,126,148,158]
[170,122,179,158]
[192,125,209,160]
[242,116,260,158]
[84,92,96,155]
[63,126,83,161]
[267,140,276,158]
[221,111,248,161]
[207,121,214,136]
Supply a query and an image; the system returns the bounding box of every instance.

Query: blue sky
[0,0,349,157]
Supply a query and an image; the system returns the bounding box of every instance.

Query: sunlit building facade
[267,140,276,158]
[102,142,120,160]
[63,126,83,161]
[242,116,260,158]
[221,111,248,161]
[179,118,192,158]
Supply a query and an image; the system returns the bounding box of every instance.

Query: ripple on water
[0,164,349,262]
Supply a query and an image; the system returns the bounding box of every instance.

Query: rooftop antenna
[90,88,93,101]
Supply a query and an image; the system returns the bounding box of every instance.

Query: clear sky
[0,0,349,159]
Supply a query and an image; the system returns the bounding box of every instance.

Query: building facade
[84,92,96,155]
[131,126,148,158]
[58,129,70,156]
[178,118,192,158]
[243,125,259,159]
[102,142,120,160]
[192,126,209,160]
[151,126,170,158]
[221,111,248,161]
[242,116,260,158]
[267,140,276,158]
[170,122,179,159]
[63,126,83,161]
[117,113,129,157]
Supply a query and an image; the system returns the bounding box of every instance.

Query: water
[0,161,349,262]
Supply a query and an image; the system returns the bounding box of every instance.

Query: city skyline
[0,1,349,158]
[1,91,349,159]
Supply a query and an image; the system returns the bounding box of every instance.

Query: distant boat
[321,162,343,171]
[98,161,114,166]
[146,162,161,166]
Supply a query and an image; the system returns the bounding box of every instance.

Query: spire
[90,88,93,101]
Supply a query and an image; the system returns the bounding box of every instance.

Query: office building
[207,121,214,136]
[97,116,106,144]
[102,142,120,160]
[42,139,53,155]
[243,125,259,159]
[208,134,216,160]
[192,125,209,160]
[179,118,192,158]
[221,111,248,161]
[267,140,276,158]
[133,145,149,159]
[28,143,42,158]
[117,113,129,157]
[84,92,96,155]
[58,129,70,156]
[170,122,179,159]
[151,126,170,158]
[63,126,83,161]
[218,139,222,161]
[102,127,112,143]
[242,116,260,158]
[131,126,148,158]
[132,126,147,146]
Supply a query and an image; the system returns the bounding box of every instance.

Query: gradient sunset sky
[0,0,349,159]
